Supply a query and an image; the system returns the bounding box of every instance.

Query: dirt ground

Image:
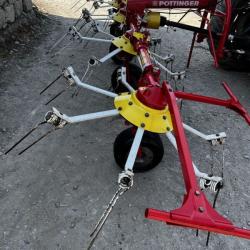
[0,1,250,250]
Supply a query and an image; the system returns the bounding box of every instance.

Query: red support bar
[175,82,250,125]
[145,82,250,240]
[145,208,250,240]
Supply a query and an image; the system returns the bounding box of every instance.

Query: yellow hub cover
[112,36,137,55]
[114,93,173,133]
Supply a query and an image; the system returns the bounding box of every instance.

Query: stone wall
[0,0,35,47]
[0,0,33,29]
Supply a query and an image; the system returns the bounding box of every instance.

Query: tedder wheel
[110,22,124,37]
[113,127,164,172]
[109,43,134,65]
[111,63,142,93]
[210,0,250,70]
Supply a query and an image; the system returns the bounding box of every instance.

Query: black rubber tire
[111,63,142,93]
[110,22,124,37]
[109,43,134,65]
[209,0,250,71]
[113,127,164,172]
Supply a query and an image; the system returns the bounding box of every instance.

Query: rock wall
[0,0,33,29]
[0,0,35,47]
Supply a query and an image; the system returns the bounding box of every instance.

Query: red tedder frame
[118,0,250,240]
[125,0,232,67]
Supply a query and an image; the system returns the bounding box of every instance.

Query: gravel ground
[0,1,250,250]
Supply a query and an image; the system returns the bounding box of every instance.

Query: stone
[23,0,32,12]
[0,8,5,28]
[4,4,15,23]
[14,0,23,17]
[0,0,5,7]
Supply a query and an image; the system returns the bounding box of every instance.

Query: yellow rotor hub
[113,12,126,24]
[110,0,120,8]
[114,92,173,133]
[112,35,137,55]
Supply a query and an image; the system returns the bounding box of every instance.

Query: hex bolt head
[199,207,205,213]
[128,101,133,105]
[118,107,122,111]
[141,123,145,128]
[145,113,149,117]
[163,115,167,120]
[167,127,171,131]
[195,190,200,196]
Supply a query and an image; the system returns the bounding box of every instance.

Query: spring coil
[199,178,223,193]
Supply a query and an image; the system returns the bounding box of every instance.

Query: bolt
[163,115,167,120]
[128,101,133,105]
[141,123,145,128]
[118,107,122,111]
[195,190,200,196]
[199,207,205,213]
[167,127,171,131]
[145,113,149,117]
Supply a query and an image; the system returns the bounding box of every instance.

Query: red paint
[114,0,250,241]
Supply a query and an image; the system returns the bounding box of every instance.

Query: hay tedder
[4,0,250,248]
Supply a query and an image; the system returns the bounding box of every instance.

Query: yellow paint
[110,0,119,8]
[112,36,137,55]
[133,32,145,40]
[144,12,161,29]
[113,12,126,24]
[114,92,173,133]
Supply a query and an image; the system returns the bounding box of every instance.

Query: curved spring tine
[40,74,63,95]
[71,0,85,9]
[89,188,122,238]
[45,89,66,105]
[18,127,58,155]
[4,121,47,155]
[75,1,88,13]
[205,187,221,246]
[47,32,70,54]
[87,188,127,250]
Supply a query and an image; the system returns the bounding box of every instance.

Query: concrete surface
[0,1,250,249]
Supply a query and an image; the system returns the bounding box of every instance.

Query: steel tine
[71,0,84,9]
[71,87,81,98]
[4,121,46,155]
[73,15,83,27]
[47,32,70,54]
[77,21,87,33]
[89,188,122,238]
[40,74,63,95]
[205,187,221,246]
[87,189,126,250]
[18,128,57,155]
[51,40,74,57]
[75,1,88,13]
[45,89,66,105]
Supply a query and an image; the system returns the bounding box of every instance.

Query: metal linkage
[63,66,118,98]
[183,123,227,145]
[51,107,119,124]
[4,111,67,155]
[166,131,223,192]
[151,54,186,80]
[116,67,135,93]
[87,127,144,249]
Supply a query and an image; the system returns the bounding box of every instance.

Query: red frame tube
[118,2,250,241]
